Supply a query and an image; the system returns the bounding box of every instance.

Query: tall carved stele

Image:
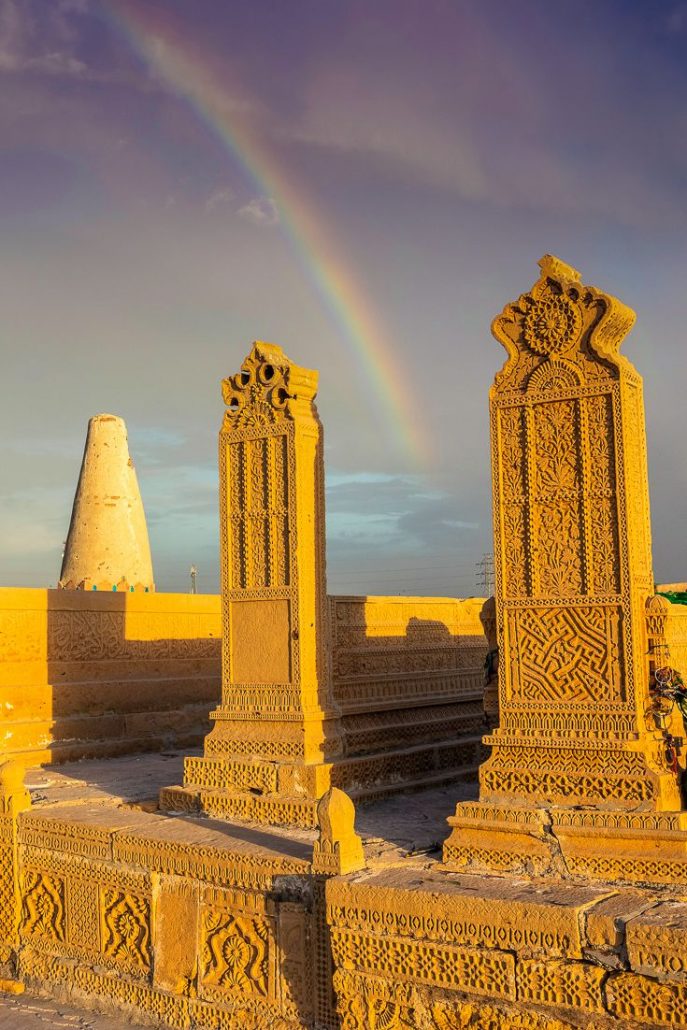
[161,342,343,827]
[444,256,687,882]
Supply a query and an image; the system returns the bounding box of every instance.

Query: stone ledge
[626,901,687,980]
[327,869,615,959]
[584,890,655,950]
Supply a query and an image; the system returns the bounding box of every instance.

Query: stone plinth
[444,256,687,883]
[327,867,687,1028]
[9,754,687,1029]
[60,414,154,591]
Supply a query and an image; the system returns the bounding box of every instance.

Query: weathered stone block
[331,927,516,999]
[327,871,614,960]
[516,958,606,1013]
[584,891,654,950]
[152,876,200,995]
[606,971,687,1026]
[626,901,687,980]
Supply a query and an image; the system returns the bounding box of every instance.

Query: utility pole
[190,565,197,594]
[475,552,494,596]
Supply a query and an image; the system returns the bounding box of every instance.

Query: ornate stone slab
[444,256,687,881]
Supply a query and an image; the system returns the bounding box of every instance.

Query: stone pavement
[0,991,138,1029]
[24,750,478,866]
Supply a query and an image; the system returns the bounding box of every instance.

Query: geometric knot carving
[509,605,620,704]
[481,767,654,803]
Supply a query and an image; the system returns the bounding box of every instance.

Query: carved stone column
[444,256,687,882]
[161,342,343,827]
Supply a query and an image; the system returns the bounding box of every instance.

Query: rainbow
[105,4,428,464]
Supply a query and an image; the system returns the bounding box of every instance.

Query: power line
[331,564,478,576]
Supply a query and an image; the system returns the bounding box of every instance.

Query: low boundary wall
[1,795,686,1029]
[0,588,221,765]
[0,590,486,771]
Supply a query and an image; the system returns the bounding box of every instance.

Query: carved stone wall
[0,588,221,766]
[327,870,687,1030]
[11,804,324,1028]
[7,796,687,1029]
[0,585,486,776]
[333,596,487,790]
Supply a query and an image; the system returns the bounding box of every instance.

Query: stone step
[182,736,484,800]
[183,754,278,793]
[161,736,485,829]
[159,784,320,828]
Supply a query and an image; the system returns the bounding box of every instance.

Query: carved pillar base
[160,757,340,829]
[159,700,347,828]
[479,731,683,812]
[444,800,687,885]
[0,761,31,977]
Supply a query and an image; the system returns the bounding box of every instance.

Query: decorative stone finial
[59,414,155,591]
[313,788,365,875]
[538,253,581,282]
[0,760,31,817]
[491,254,636,387]
[220,340,318,430]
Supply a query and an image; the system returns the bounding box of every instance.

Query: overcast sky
[2,0,687,596]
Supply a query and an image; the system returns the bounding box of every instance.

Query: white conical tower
[59,414,155,591]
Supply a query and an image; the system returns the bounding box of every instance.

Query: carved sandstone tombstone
[161,342,343,826]
[59,414,154,591]
[444,255,687,881]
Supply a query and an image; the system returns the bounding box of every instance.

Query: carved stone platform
[161,735,483,828]
[7,755,687,1029]
[327,865,687,1029]
[444,801,687,884]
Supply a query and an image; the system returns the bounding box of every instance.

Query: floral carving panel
[531,399,583,598]
[498,406,529,598]
[201,907,270,998]
[100,889,151,973]
[21,870,65,943]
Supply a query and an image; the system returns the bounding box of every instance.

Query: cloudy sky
[2,0,687,596]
